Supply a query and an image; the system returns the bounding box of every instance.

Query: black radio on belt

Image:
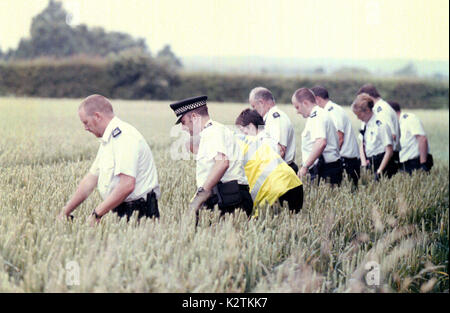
[213,180,242,209]
[310,155,325,176]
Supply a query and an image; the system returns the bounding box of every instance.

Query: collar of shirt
[263,106,278,122]
[100,116,120,144]
[374,98,387,108]
[366,113,377,127]
[309,105,319,118]
[256,130,269,141]
[199,119,214,136]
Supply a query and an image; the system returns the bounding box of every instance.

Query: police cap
[169,95,207,124]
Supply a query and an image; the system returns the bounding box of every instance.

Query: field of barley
[0,97,448,293]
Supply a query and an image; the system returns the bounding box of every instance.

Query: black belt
[403,157,420,167]
[322,159,342,168]
[239,184,250,191]
[113,190,155,211]
[368,153,384,162]
[341,157,359,161]
[309,158,342,174]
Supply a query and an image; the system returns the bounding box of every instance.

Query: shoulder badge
[112,127,122,138]
[376,120,382,126]
[328,106,334,112]
[310,111,317,118]
[273,112,280,118]
[403,114,408,119]
[377,106,382,113]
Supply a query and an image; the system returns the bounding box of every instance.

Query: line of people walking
[58,84,433,224]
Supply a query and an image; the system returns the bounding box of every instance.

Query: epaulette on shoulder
[310,111,317,118]
[204,122,213,129]
[376,120,382,126]
[112,127,122,138]
[273,112,280,118]
[403,114,408,119]
[328,106,334,112]
[377,106,382,113]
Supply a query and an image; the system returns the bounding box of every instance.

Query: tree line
[0,1,447,108]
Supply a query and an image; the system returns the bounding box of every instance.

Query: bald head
[291,88,317,118]
[249,87,275,117]
[249,87,275,103]
[79,94,114,117]
[292,88,316,104]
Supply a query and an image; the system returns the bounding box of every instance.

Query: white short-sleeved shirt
[256,130,279,153]
[89,116,160,201]
[263,106,296,164]
[399,112,429,163]
[196,120,248,188]
[301,106,341,168]
[359,114,393,158]
[234,130,279,162]
[373,98,401,151]
[324,101,360,159]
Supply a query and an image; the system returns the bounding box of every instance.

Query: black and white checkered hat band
[174,100,207,116]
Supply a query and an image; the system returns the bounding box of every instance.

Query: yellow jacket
[236,132,302,217]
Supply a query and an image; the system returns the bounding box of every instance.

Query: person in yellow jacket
[235,109,303,217]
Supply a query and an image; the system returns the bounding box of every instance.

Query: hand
[361,160,370,167]
[374,170,382,182]
[189,188,212,212]
[420,163,428,172]
[87,213,101,227]
[57,209,73,222]
[298,166,308,178]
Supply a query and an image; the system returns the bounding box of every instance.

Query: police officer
[249,87,298,173]
[357,84,400,175]
[291,88,343,185]
[58,94,160,224]
[169,96,253,217]
[235,109,303,215]
[351,93,395,180]
[311,86,361,186]
[389,101,433,174]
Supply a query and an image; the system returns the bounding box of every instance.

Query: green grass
[0,97,448,292]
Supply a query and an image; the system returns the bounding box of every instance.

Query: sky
[0,0,448,60]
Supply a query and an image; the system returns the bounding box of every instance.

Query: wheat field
[0,97,448,292]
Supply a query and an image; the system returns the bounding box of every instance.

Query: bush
[0,59,448,109]
[171,73,449,109]
[0,53,180,100]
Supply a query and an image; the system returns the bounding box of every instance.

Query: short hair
[388,101,401,113]
[357,84,381,98]
[235,109,265,128]
[188,105,209,117]
[79,94,113,116]
[292,88,316,104]
[351,93,374,113]
[311,86,329,100]
[249,87,275,103]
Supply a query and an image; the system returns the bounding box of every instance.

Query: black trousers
[288,162,299,174]
[205,184,253,217]
[309,159,343,185]
[278,185,303,214]
[341,157,361,186]
[368,152,398,178]
[113,191,159,221]
[400,154,433,175]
